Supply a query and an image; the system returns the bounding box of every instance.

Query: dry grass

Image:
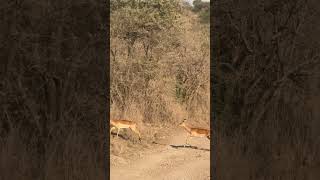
[109,1,210,163]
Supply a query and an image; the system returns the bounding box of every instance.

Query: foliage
[192,0,210,24]
[111,0,182,57]
[110,0,210,122]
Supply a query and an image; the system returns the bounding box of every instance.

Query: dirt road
[110,129,210,180]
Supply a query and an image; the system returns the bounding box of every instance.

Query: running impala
[110,119,141,141]
[179,119,210,146]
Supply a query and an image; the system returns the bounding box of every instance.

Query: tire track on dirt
[110,129,210,180]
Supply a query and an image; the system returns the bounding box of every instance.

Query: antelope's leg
[110,127,116,134]
[116,128,120,138]
[185,135,190,147]
[130,126,141,140]
[186,135,190,144]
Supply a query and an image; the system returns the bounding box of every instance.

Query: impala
[179,119,210,146]
[110,119,141,141]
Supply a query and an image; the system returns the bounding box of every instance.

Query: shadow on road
[169,144,210,151]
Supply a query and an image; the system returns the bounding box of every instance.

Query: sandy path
[110,129,210,180]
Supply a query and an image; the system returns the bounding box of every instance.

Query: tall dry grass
[110,3,210,139]
[109,2,210,162]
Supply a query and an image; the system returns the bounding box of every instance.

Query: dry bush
[109,1,210,164]
[110,0,210,129]
[213,0,320,179]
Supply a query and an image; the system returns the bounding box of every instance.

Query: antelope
[110,119,141,141]
[179,119,210,146]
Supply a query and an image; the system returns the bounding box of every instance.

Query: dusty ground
[110,127,210,180]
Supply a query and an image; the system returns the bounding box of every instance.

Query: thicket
[110,0,210,125]
[213,0,320,179]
